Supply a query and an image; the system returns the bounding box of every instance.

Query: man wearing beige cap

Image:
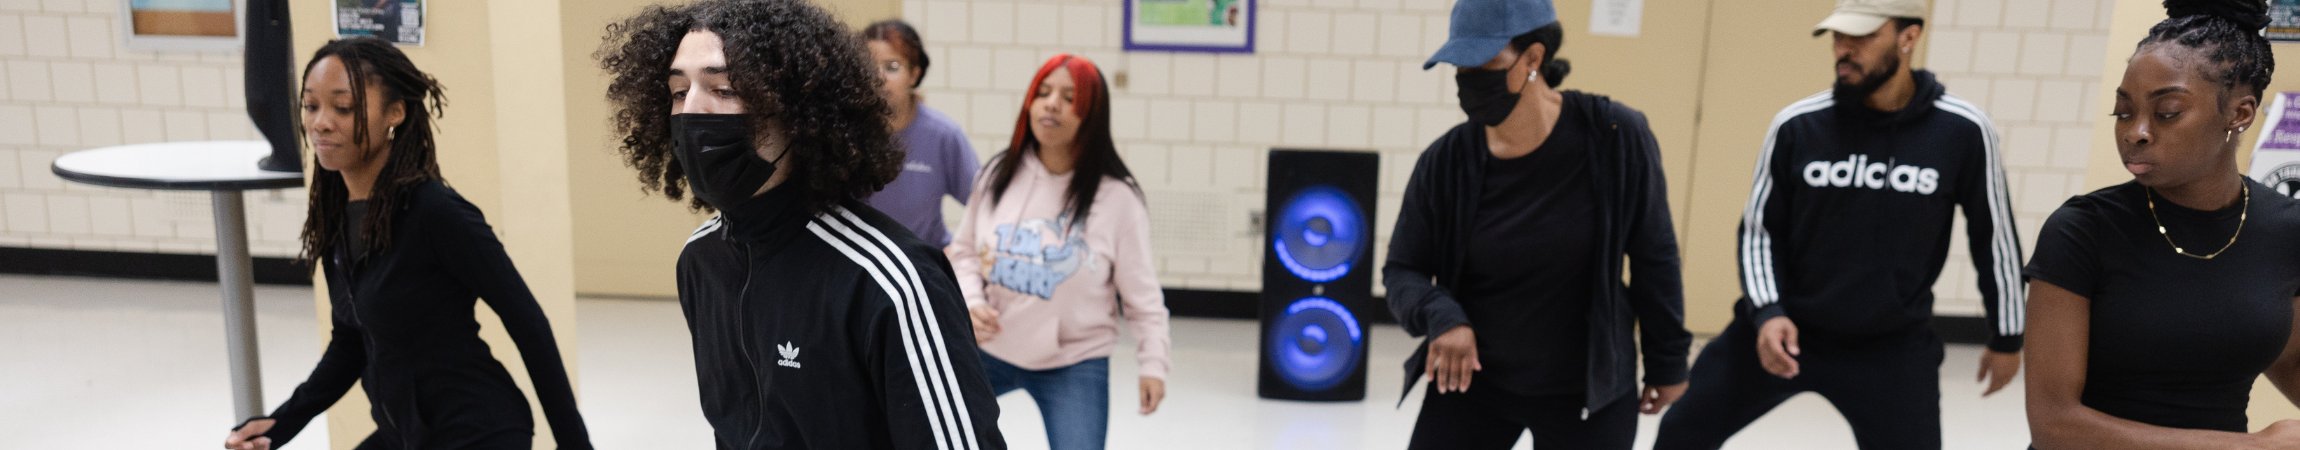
[1651,1,2025,449]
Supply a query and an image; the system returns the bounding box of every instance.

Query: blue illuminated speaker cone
[1268,297,1363,391]
[1273,185,1366,282]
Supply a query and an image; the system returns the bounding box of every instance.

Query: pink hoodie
[946,153,1171,379]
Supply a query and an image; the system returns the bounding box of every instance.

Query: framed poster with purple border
[2247,92,2300,198]
[1124,0,1256,53]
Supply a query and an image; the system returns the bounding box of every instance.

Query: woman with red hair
[946,54,1170,450]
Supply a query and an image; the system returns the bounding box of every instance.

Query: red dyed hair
[984,53,1137,225]
[1005,53,1105,155]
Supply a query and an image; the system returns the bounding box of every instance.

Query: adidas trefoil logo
[776,341,802,369]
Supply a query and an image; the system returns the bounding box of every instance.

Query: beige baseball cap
[1813,0,1927,36]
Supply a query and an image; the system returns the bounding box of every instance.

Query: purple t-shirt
[866,104,978,246]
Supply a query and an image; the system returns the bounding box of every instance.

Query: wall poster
[2247,92,2300,198]
[2270,0,2300,41]
[121,0,239,49]
[334,0,424,46]
[1125,0,1255,53]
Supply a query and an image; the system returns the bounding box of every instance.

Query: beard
[1833,49,1902,104]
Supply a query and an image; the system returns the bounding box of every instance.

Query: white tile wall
[1304,57,1351,100]
[0,16,25,56]
[1329,12,1377,56]
[0,0,304,257]
[10,60,48,100]
[1926,0,2108,315]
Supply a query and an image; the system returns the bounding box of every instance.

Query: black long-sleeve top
[256,179,591,449]
[1735,70,2026,352]
[1384,91,1693,411]
[675,185,1005,450]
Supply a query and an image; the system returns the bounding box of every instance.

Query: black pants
[1653,319,1945,450]
[1406,381,1636,450]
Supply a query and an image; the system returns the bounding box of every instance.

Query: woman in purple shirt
[862,19,978,245]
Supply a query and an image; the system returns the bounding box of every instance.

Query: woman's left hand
[1639,382,1687,414]
[1139,377,1165,415]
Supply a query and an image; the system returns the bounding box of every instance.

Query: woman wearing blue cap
[1381,0,1691,448]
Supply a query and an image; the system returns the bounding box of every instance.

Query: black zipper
[336,253,409,449]
[726,224,770,449]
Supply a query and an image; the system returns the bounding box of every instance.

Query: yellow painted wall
[1544,0,1708,275]
[1540,0,1847,334]
[1676,0,1842,333]
[2081,0,2298,432]
[564,0,710,299]
[295,0,584,447]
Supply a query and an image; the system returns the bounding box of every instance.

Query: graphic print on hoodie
[987,219,1090,300]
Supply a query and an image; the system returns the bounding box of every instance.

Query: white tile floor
[0,274,2034,449]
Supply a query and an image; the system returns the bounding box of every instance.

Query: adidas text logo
[776,341,802,369]
[1802,154,1940,194]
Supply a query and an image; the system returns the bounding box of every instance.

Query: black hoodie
[1735,70,2027,352]
[1384,90,1692,411]
[675,185,1005,450]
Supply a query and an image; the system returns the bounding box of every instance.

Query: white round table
[51,140,303,420]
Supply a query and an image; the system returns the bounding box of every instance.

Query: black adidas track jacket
[676,186,1005,450]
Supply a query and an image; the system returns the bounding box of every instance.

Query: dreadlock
[295,37,448,266]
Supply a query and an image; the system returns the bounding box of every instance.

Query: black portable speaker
[1257,149,1379,401]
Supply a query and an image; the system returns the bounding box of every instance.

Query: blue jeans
[980,355,1109,450]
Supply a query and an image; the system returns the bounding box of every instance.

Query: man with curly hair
[596,1,1006,449]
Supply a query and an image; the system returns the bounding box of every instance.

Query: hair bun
[2165,0,2271,31]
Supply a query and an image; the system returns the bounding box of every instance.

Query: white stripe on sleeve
[1936,95,2027,336]
[812,208,983,450]
[828,207,983,448]
[1741,92,1835,309]
[686,214,723,244]
[807,221,965,450]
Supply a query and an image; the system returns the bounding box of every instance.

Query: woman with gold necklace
[2022,1,2300,448]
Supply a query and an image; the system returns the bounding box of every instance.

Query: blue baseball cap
[1423,0,1557,70]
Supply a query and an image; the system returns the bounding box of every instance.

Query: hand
[1639,382,1688,414]
[224,419,274,450]
[2257,419,2300,449]
[1138,377,1166,415]
[968,304,1000,344]
[978,246,996,278]
[1425,325,1480,394]
[1756,317,1802,379]
[1976,350,2020,397]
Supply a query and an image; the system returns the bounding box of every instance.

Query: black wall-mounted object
[247,0,299,173]
[1257,149,1379,402]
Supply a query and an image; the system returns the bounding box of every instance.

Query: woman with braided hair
[2023,0,2300,448]
[220,36,592,450]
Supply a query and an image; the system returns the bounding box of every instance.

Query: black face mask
[672,113,780,210]
[1455,68,1524,127]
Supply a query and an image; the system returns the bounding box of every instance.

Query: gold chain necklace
[2144,182,2248,260]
